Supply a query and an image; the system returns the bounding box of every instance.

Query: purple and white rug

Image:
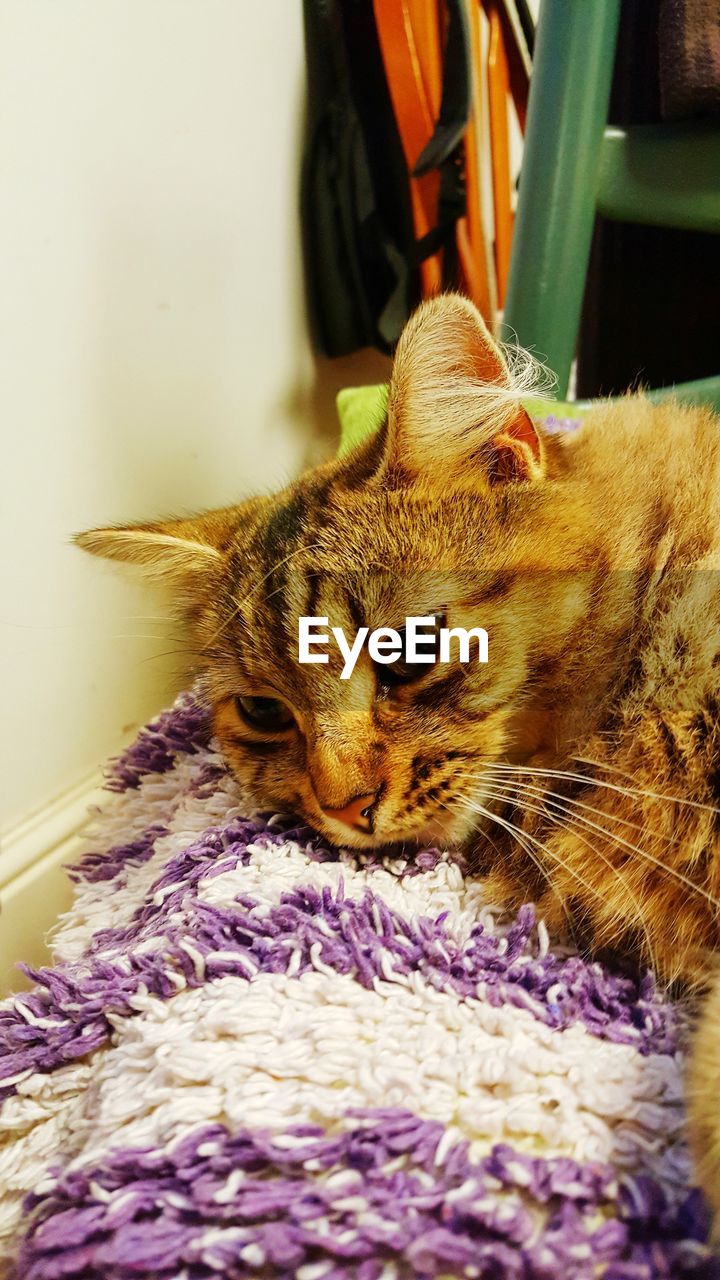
[0,691,716,1278]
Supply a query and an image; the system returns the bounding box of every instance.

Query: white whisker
[460,769,720,911]
[455,790,602,911]
[484,778,661,971]
[460,770,682,848]
[481,761,720,818]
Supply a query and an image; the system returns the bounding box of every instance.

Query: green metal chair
[503,0,720,411]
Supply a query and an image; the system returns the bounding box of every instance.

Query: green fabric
[335,380,720,455]
[335,385,586,454]
[336,385,390,455]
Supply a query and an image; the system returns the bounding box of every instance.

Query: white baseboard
[0,773,105,994]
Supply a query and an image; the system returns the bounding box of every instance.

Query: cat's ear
[385,293,544,484]
[74,506,244,583]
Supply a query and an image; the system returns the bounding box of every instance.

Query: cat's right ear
[382,293,544,486]
[74,505,246,585]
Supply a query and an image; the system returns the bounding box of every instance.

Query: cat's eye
[235,695,294,732]
[382,613,446,685]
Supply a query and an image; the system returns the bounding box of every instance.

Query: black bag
[302,0,474,357]
[301,0,416,356]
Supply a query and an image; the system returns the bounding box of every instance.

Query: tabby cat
[78,293,720,1225]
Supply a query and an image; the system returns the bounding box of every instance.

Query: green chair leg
[504,0,621,396]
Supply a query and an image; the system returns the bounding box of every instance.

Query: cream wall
[0,2,389,838]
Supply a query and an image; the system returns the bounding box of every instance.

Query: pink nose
[322,793,377,833]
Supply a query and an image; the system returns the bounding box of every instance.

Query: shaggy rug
[0,690,717,1279]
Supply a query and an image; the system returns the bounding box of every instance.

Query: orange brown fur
[77,294,720,1224]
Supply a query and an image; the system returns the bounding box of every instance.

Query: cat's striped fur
[78,294,720,1226]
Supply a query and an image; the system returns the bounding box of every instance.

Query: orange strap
[461,0,494,319]
[373,0,444,297]
[374,0,497,322]
[484,0,531,306]
[487,0,513,305]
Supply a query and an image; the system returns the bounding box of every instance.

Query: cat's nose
[321,792,378,834]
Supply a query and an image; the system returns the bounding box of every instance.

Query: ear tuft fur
[386,293,552,483]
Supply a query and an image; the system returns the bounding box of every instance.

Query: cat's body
[471,393,720,984]
[78,295,720,1226]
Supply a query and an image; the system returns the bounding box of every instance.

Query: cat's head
[78,294,589,850]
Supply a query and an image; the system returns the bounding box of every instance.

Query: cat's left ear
[74,505,246,584]
[384,293,544,485]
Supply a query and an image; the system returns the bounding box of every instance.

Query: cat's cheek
[211,730,298,810]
